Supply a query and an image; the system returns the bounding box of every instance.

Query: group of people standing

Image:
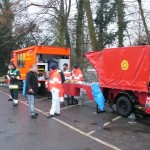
[6,62,83,119]
[46,63,84,118]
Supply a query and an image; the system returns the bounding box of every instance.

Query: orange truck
[85,45,150,117]
[10,45,71,91]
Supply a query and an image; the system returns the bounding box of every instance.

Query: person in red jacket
[71,65,84,103]
[47,64,63,118]
[71,65,83,84]
[63,63,71,81]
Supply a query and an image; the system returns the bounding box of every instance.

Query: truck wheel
[116,96,132,117]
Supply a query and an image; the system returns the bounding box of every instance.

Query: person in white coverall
[47,64,63,118]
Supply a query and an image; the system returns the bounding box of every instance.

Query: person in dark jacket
[26,64,39,118]
[7,63,20,106]
[6,64,13,101]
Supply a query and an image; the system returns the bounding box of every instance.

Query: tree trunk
[116,0,125,47]
[58,0,71,47]
[58,0,65,46]
[75,0,84,66]
[137,0,150,44]
[83,0,98,51]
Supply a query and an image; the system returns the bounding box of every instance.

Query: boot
[13,99,19,106]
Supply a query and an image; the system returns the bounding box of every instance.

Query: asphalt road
[0,86,150,150]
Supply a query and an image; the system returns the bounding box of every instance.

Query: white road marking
[86,130,96,135]
[112,116,121,121]
[103,122,110,127]
[102,116,121,127]
[61,104,78,110]
[128,121,136,125]
[36,97,48,101]
[58,99,93,110]
[37,98,94,113]
[1,91,121,150]
[19,94,49,101]
[53,117,120,150]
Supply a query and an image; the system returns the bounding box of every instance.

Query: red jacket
[63,67,71,80]
[72,68,83,84]
[48,69,64,100]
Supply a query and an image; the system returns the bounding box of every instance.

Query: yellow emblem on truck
[121,60,129,70]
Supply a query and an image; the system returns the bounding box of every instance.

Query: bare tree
[74,0,84,66]
[137,0,150,44]
[116,0,127,47]
[83,0,98,51]
[57,0,71,47]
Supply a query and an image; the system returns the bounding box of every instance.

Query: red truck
[85,45,150,117]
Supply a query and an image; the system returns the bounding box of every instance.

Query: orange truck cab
[10,45,71,91]
[85,45,150,117]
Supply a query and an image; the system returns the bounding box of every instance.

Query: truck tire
[116,96,132,117]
